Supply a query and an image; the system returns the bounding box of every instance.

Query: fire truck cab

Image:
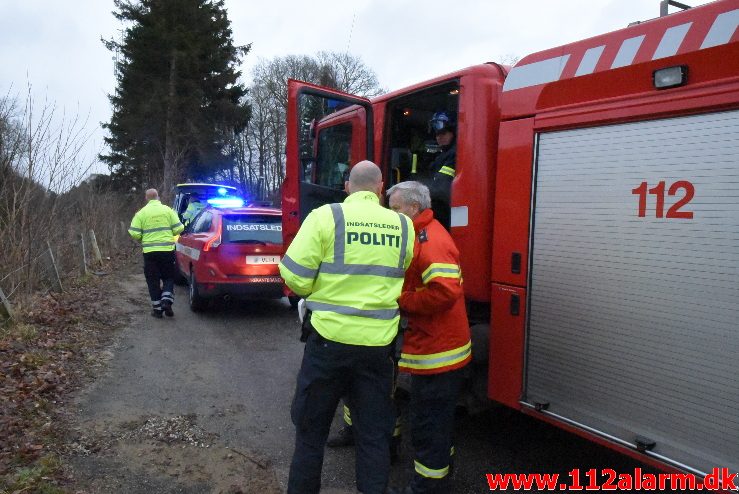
[283,0,739,478]
[284,64,506,306]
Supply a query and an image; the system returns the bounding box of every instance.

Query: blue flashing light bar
[207,197,244,208]
[217,187,228,195]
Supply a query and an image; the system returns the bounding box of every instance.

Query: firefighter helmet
[429,111,456,134]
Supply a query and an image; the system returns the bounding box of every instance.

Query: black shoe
[161,301,174,317]
[151,309,164,319]
[327,426,354,447]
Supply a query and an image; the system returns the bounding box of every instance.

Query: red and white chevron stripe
[504,4,738,92]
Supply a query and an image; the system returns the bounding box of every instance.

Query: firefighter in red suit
[386,181,471,494]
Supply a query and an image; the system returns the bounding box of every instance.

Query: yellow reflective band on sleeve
[343,405,352,426]
[421,263,461,284]
[398,341,472,371]
[414,460,449,479]
[438,166,456,178]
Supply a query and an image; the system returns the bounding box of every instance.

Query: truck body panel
[501,1,739,119]
[525,110,739,475]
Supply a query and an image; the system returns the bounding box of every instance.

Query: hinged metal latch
[511,252,521,274]
[634,436,656,452]
[533,401,550,412]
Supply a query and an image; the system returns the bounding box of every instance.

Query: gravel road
[66,269,667,493]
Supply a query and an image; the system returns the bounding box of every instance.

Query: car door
[175,211,213,272]
[283,79,373,248]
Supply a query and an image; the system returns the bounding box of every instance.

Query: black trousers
[288,330,395,494]
[408,368,465,493]
[143,250,176,311]
[341,334,403,436]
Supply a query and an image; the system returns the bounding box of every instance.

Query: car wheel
[288,295,300,309]
[189,269,207,312]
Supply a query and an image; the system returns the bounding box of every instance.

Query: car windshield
[222,214,282,244]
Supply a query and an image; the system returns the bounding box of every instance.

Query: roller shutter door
[525,109,739,475]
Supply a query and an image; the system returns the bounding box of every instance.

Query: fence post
[45,241,63,293]
[0,285,13,320]
[89,229,103,266]
[110,224,117,250]
[79,233,89,276]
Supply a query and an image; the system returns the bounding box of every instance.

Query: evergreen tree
[101,0,250,196]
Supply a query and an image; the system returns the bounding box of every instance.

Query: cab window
[312,123,352,190]
[222,215,282,244]
[385,81,459,186]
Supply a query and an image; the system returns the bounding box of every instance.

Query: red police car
[175,203,287,311]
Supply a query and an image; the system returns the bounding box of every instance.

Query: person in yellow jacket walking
[279,161,414,494]
[128,189,184,318]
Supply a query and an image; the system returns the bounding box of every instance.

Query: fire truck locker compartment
[523,109,739,476]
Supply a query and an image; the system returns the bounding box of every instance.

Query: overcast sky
[0,0,714,176]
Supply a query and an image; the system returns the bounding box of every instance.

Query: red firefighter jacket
[397,208,471,375]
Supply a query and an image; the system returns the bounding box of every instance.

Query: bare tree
[496,54,521,67]
[0,88,109,298]
[315,51,385,97]
[235,52,383,201]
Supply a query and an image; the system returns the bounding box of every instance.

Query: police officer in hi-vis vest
[128,189,184,318]
[279,161,415,494]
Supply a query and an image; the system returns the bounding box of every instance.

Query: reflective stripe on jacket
[398,208,471,374]
[279,191,414,346]
[431,144,456,179]
[128,200,184,253]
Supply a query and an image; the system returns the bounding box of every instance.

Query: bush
[0,93,136,309]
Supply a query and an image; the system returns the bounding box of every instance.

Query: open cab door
[283,79,373,248]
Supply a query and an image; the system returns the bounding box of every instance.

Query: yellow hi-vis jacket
[128,200,184,253]
[279,191,414,346]
[182,201,205,224]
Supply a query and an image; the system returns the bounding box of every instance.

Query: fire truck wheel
[188,269,207,312]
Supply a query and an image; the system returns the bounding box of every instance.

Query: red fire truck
[282,0,739,477]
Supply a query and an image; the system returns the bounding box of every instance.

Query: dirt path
[63,270,297,494]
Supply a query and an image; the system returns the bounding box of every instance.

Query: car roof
[206,206,282,216]
[175,183,240,194]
